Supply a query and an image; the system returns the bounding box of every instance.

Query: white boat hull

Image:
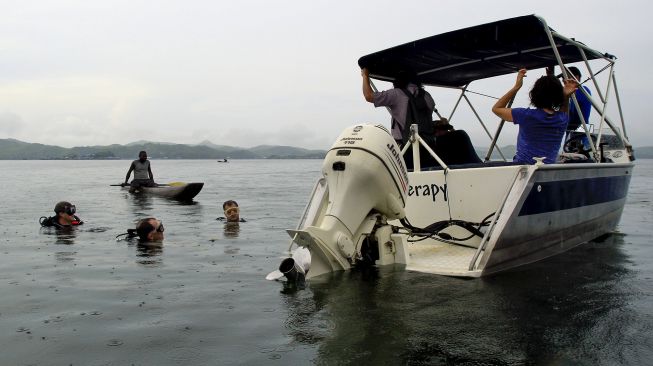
[477,163,632,275]
[398,162,633,276]
[280,123,634,280]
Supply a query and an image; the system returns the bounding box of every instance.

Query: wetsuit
[40,215,84,228]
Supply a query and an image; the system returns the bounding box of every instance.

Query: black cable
[399,212,496,243]
[116,229,138,240]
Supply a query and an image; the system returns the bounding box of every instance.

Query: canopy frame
[359,15,631,164]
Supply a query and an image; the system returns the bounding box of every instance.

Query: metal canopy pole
[611,73,629,141]
[595,64,615,154]
[448,84,468,122]
[579,47,607,103]
[569,86,599,161]
[585,84,629,146]
[539,18,569,80]
[463,94,507,161]
[485,96,514,162]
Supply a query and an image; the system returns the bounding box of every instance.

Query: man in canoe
[124,151,156,191]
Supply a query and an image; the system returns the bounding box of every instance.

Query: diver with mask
[116,217,165,244]
[39,201,84,229]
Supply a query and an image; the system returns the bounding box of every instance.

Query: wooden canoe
[128,182,204,201]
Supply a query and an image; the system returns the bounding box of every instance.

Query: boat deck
[407,239,482,277]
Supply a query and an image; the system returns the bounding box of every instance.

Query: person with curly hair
[492,69,579,164]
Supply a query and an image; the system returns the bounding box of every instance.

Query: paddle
[110,183,174,187]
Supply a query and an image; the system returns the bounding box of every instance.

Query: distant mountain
[249,145,328,159]
[126,140,178,146]
[476,145,517,160]
[634,146,653,159]
[0,139,321,160]
[0,138,72,160]
[196,140,245,153]
[2,138,649,160]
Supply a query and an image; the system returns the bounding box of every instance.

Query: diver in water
[39,201,84,229]
[216,200,246,222]
[116,217,165,243]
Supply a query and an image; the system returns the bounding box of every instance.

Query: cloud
[0,0,650,149]
[0,111,25,136]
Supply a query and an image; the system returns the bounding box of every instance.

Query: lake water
[0,159,651,365]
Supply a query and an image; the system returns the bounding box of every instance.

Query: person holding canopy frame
[492,68,579,164]
[361,67,439,169]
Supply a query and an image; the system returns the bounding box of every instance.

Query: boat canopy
[358,15,612,87]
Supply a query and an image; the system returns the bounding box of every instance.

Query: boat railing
[468,166,529,271]
[539,16,631,161]
[404,124,448,172]
[288,177,327,252]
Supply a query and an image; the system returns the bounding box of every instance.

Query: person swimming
[216,200,246,223]
[115,217,164,243]
[39,201,84,229]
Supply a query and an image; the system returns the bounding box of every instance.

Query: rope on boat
[397,212,495,247]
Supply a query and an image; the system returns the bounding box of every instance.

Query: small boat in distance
[217,158,228,163]
[271,15,634,281]
[116,182,204,201]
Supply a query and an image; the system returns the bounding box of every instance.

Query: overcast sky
[1,0,650,149]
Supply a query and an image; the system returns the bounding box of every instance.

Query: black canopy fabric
[358,15,610,87]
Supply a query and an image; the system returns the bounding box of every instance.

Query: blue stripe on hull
[518,175,631,216]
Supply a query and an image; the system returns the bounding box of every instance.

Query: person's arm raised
[560,79,579,113]
[361,68,374,103]
[492,68,527,122]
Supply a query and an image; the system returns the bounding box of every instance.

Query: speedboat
[270,15,634,281]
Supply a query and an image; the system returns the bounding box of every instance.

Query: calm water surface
[0,159,651,365]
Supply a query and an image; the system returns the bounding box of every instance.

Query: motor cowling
[324,124,408,228]
[287,124,408,278]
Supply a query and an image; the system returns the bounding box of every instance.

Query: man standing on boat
[361,67,439,168]
[565,66,592,132]
[124,151,156,190]
[361,68,436,147]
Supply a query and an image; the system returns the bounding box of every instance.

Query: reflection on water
[54,229,77,245]
[127,192,154,214]
[281,234,634,364]
[39,226,78,245]
[135,243,163,267]
[54,230,78,262]
[223,222,241,238]
[38,227,80,262]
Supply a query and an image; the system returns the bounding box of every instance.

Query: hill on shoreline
[0,139,327,160]
[1,138,651,160]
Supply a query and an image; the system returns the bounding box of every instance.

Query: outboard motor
[266,247,311,284]
[285,124,409,279]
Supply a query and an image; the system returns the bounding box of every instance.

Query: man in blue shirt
[566,66,592,132]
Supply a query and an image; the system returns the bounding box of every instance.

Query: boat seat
[409,129,510,171]
[434,130,483,166]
